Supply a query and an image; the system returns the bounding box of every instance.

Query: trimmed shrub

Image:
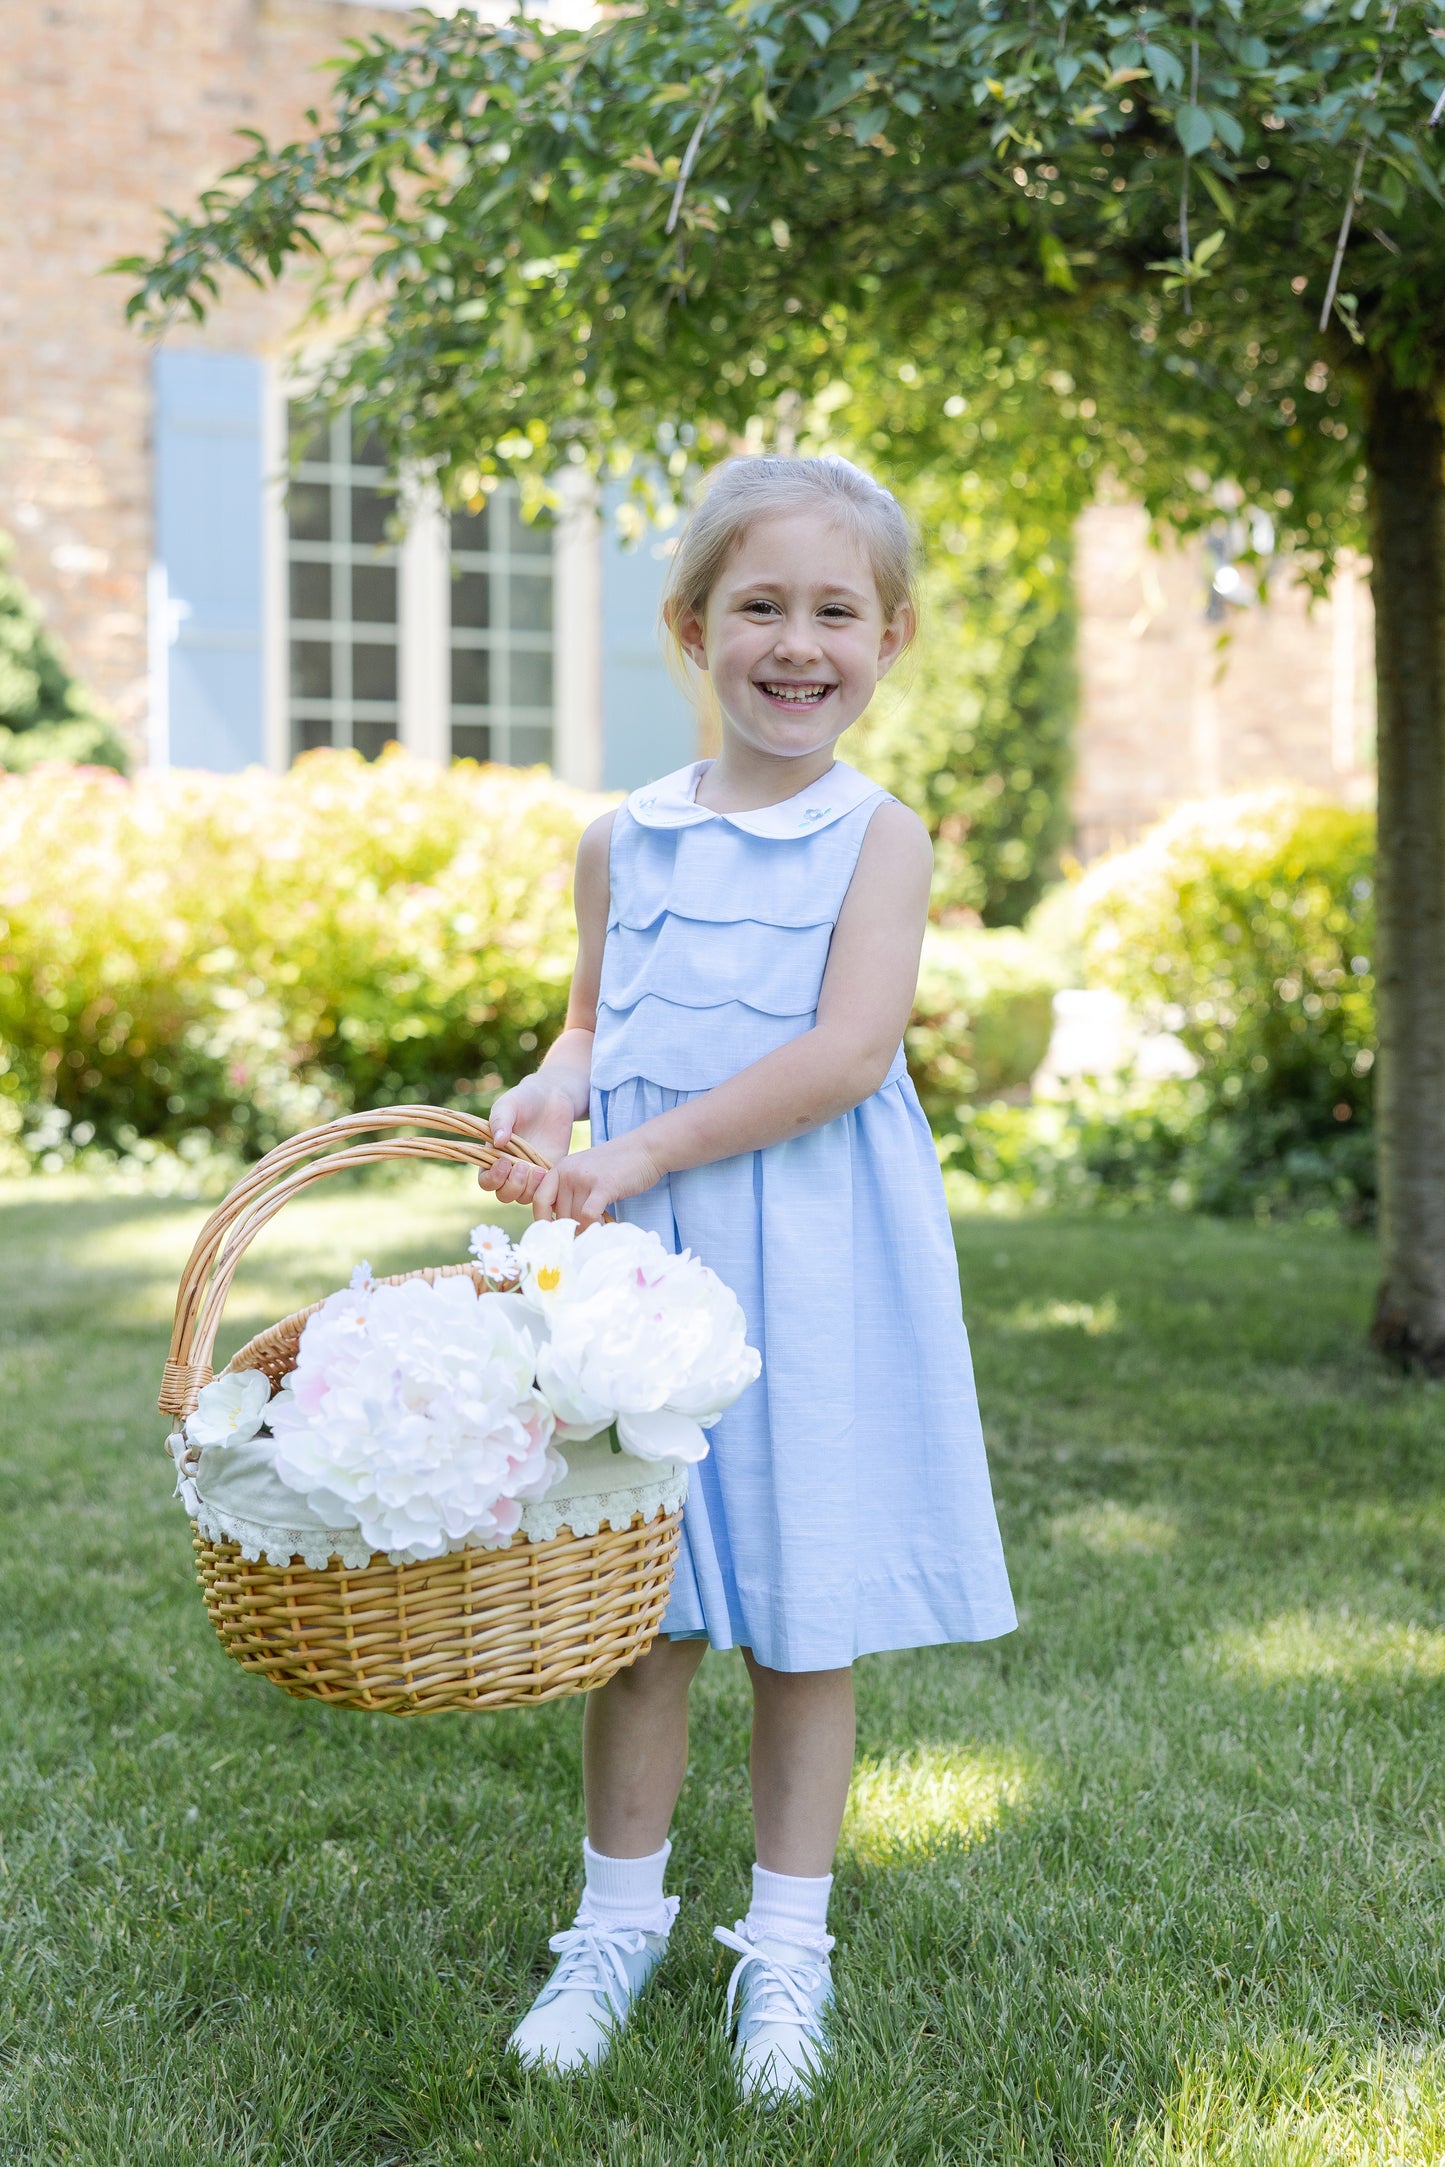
[1076,791,1375,1137]
[906,927,1061,1123]
[941,793,1378,1221]
[0,751,592,1160]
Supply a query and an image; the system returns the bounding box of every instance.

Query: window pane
[288,482,331,543]
[351,564,397,624]
[509,572,552,633]
[353,643,398,701]
[290,640,333,699]
[289,406,328,462]
[289,560,331,621]
[351,425,387,471]
[451,571,490,629]
[450,505,491,554]
[297,715,334,754]
[350,485,391,546]
[509,725,552,767]
[508,495,552,556]
[510,649,553,708]
[353,721,396,763]
[451,647,491,707]
[452,723,492,764]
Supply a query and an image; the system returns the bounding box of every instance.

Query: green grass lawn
[1,1172,1442,2166]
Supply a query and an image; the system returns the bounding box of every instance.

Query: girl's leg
[583,1635,708,1856]
[511,1638,706,2072]
[742,1652,855,1874]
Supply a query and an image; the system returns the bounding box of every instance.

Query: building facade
[3,0,691,790]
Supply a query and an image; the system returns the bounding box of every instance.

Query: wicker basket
[159,1107,682,1714]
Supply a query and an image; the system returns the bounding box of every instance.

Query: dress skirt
[592,1072,1018,1673]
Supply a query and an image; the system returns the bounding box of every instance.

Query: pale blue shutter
[153,351,266,770]
[599,485,695,789]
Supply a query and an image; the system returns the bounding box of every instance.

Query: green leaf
[1055,54,1082,92]
[1197,162,1237,224]
[1236,36,1270,69]
[1211,107,1245,155]
[801,11,831,47]
[1040,231,1077,292]
[1193,227,1226,268]
[893,88,922,116]
[1175,103,1215,156]
[1143,43,1184,94]
[851,104,886,142]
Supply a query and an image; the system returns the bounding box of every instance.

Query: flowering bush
[515,1219,761,1464]
[0,749,593,1165]
[261,1267,561,1558]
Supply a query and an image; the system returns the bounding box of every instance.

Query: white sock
[575,1837,678,1937]
[743,1862,835,1956]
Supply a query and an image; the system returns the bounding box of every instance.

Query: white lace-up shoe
[715,1923,834,2104]
[509,1917,672,2074]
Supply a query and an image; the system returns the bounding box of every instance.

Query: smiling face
[672,510,912,762]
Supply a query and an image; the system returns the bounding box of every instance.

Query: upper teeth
[764,684,827,703]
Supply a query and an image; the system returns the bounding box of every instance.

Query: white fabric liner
[169,1429,689,1572]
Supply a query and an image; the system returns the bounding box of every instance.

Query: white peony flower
[531,1222,760,1465]
[185,1367,274,1450]
[468,1222,520,1284]
[266,1272,563,1559]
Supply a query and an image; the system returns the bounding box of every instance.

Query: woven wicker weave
[161,1108,682,1715]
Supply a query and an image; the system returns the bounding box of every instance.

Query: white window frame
[262,364,601,783]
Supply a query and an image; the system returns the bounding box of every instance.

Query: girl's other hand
[478,1075,579,1205]
[530,1136,663,1230]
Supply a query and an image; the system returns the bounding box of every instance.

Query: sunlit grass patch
[1126,2039,1445,2166]
[1050,1500,1180,1556]
[1003,1293,1120,1335]
[1198,1610,1445,1689]
[840,1742,1035,1866]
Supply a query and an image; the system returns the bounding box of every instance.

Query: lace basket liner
[168,1430,691,1573]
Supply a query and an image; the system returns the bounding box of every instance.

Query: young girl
[477,454,1015,2104]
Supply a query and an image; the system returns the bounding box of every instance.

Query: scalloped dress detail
[591,758,1015,1671]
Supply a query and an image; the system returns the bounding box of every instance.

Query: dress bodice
[592,758,907,1095]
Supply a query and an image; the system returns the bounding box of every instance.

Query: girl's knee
[604,1636,705,1701]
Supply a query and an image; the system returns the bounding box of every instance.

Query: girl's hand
[478,1075,580,1207]
[531,1136,664,1229]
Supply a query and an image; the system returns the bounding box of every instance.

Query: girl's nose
[772,617,823,663]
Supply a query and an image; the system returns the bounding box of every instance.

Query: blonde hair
[659,455,919,689]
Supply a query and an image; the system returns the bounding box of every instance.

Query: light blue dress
[591,757,1016,1672]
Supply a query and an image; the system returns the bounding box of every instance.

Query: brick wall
[1070,502,1375,860]
[0,0,411,751]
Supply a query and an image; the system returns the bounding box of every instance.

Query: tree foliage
[122,0,1440,549]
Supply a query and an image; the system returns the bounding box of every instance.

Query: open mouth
[756,681,834,708]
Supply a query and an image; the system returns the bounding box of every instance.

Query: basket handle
[159,1106,549,1421]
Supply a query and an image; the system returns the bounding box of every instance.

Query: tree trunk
[1365,373,1445,1372]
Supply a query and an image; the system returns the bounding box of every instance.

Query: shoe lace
[714,1924,828,2034]
[544,1922,651,2020]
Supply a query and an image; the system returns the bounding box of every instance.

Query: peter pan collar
[626,759,882,839]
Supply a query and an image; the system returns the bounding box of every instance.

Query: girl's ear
[875,602,916,681]
[666,597,711,675]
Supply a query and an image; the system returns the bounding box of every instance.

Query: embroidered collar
[626,759,882,839]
